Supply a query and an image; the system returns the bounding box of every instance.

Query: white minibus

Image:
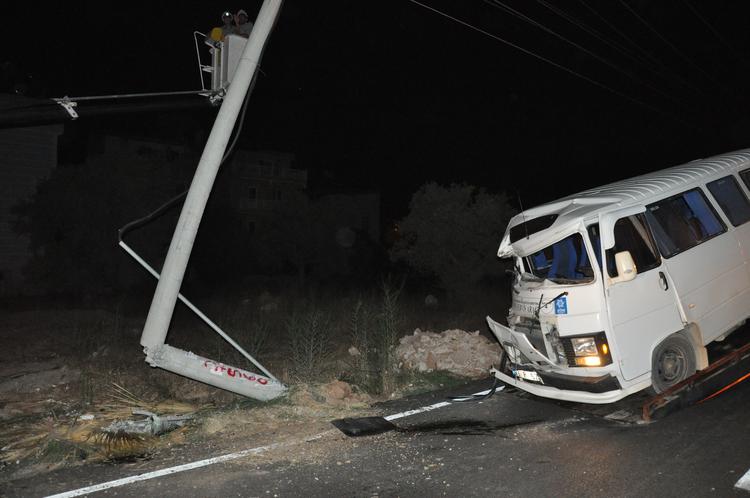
[488,149,750,403]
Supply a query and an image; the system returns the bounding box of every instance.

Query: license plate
[514,369,543,384]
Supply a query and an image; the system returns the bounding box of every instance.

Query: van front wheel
[650,334,696,394]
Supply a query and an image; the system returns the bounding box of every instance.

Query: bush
[347,278,403,395]
[11,154,190,294]
[287,309,334,381]
[389,183,516,302]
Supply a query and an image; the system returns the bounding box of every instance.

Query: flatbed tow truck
[640,325,750,421]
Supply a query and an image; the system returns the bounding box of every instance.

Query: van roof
[499,148,750,257]
[518,148,750,223]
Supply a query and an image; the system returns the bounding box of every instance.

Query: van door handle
[659,271,669,291]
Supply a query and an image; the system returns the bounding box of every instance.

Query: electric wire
[576,0,665,69]
[533,0,700,108]
[575,0,707,99]
[616,0,732,97]
[0,91,220,117]
[682,0,747,66]
[446,376,501,402]
[483,0,688,111]
[535,0,645,63]
[405,0,699,130]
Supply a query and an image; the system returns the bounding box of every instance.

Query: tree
[12,153,191,294]
[389,182,516,302]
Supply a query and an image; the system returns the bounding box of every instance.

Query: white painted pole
[140,0,283,353]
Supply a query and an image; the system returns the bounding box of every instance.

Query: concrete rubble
[396,328,503,378]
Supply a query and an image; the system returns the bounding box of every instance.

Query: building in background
[0,95,63,294]
[226,149,306,233]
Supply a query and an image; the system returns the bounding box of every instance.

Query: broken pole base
[145,344,287,402]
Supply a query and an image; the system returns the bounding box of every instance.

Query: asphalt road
[3,376,749,498]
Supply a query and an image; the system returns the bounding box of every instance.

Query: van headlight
[571,337,598,356]
[563,333,612,367]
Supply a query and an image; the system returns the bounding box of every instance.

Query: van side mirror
[609,251,637,284]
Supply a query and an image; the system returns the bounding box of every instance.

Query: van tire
[650,334,697,394]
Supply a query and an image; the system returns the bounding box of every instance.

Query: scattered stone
[323,380,353,402]
[396,328,503,378]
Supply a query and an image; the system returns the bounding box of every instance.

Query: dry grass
[1,282,510,479]
[0,383,200,466]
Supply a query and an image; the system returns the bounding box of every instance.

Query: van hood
[498,217,585,258]
[498,198,617,258]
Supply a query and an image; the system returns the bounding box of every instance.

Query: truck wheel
[650,334,696,393]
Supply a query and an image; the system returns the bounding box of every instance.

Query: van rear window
[509,215,558,242]
[707,175,750,226]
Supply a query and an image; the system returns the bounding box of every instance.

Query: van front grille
[561,340,577,367]
[514,317,548,357]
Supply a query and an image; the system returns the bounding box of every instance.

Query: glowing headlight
[563,332,612,367]
[575,356,602,366]
[571,337,598,356]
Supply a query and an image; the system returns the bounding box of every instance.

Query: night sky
[5,0,750,219]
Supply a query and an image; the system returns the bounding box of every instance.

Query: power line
[484,0,688,111]
[577,0,664,69]
[534,0,704,104]
[403,0,699,130]
[616,0,731,96]
[536,0,639,61]
[576,0,707,99]
[682,0,747,65]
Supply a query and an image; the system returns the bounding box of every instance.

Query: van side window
[707,175,750,226]
[739,168,750,192]
[606,215,660,278]
[645,188,726,258]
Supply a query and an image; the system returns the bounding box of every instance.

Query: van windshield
[523,233,594,284]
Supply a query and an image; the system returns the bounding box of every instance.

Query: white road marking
[736,467,750,492]
[46,385,504,497]
[384,386,504,421]
[44,431,334,498]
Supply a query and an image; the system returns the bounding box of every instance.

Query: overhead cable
[404,0,700,130]
[682,0,747,66]
[534,0,703,104]
[484,0,688,111]
[616,0,732,97]
[575,0,707,99]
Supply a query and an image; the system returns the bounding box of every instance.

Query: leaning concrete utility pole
[137,0,286,401]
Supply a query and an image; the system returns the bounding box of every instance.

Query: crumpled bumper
[486,315,632,404]
[486,315,558,367]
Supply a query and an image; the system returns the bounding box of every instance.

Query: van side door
[602,213,684,381]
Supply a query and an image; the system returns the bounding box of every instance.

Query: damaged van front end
[487,204,644,404]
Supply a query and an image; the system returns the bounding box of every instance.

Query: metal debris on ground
[103,410,194,436]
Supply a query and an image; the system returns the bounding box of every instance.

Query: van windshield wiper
[534,292,569,318]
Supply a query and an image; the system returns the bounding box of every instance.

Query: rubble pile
[396,328,503,378]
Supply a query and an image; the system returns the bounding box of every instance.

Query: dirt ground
[0,288,508,484]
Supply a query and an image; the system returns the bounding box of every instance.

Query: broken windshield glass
[523,233,594,284]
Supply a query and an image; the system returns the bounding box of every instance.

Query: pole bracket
[55,97,79,120]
